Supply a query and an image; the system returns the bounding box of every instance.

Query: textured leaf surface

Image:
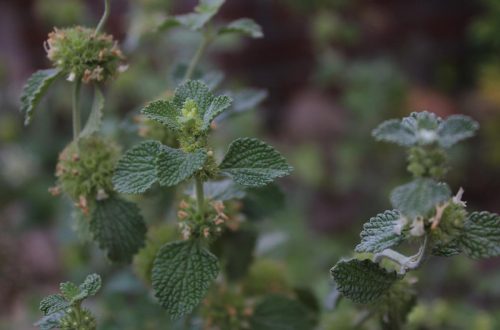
[249,295,316,330]
[355,210,405,253]
[34,311,65,330]
[90,196,146,263]
[431,241,462,257]
[373,111,478,148]
[202,95,232,130]
[39,295,69,315]
[113,141,162,194]
[151,240,219,319]
[331,259,399,304]
[20,68,60,125]
[60,282,79,301]
[158,0,224,31]
[390,179,451,218]
[460,211,500,259]
[141,100,181,132]
[78,273,102,298]
[220,138,293,187]
[218,18,263,38]
[438,115,479,148]
[156,147,207,187]
[80,87,104,137]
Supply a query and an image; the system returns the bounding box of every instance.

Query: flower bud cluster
[45,26,126,83]
[51,136,120,214]
[59,307,96,330]
[407,146,448,179]
[177,197,240,241]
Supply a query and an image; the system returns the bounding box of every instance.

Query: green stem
[72,79,82,141]
[183,34,212,82]
[95,0,111,34]
[195,176,205,217]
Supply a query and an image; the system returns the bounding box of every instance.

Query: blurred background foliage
[0,0,499,329]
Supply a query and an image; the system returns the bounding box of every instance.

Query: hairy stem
[72,79,82,141]
[95,0,111,34]
[374,235,429,274]
[183,34,211,82]
[195,176,205,217]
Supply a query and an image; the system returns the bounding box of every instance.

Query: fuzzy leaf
[90,196,147,263]
[80,86,104,137]
[249,295,316,330]
[39,295,69,315]
[438,115,479,148]
[331,259,399,304]
[59,282,79,301]
[78,273,102,298]
[34,311,65,330]
[156,147,207,187]
[460,211,500,259]
[218,18,263,38]
[141,100,181,132]
[390,178,451,218]
[431,241,462,257]
[372,119,417,146]
[355,210,405,253]
[152,240,219,319]
[158,0,224,31]
[113,141,162,194]
[202,95,232,130]
[219,137,293,187]
[20,68,61,125]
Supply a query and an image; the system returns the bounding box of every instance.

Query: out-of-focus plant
[330,111,500,328]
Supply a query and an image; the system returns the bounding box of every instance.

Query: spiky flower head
[45,26,126,84]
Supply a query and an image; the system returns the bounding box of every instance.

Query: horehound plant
[110,0,303,325]
[330,111,500,328]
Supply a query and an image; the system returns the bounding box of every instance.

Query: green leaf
[218,18,263,38]
[78,273,102,298]
[35,311,65,330]
[59,282,79,301]
[20,68,61,125]
[90,196,147,263]
[156,147,207,187]
[372,119,416,146]
[390,178,451,218]
[331,259,399,304]
[431,241,462,257]
[355,210,405,253]
[459,211,500,259]
[219,137,293,187]
[158,0,225,31]
[438,115,479,148]
[39,295,69,315]
[151,240,219,319]
[202,95,232,130]
[141,100,181,132]
[249,294,316,330]
[113,141,162,194]
[80,86,104,137]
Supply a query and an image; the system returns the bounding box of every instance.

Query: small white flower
[393,216,408,235]
[452,187,466,207]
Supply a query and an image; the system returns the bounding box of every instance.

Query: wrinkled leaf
[460,211,500,259]
[20,68,61,125]
[156,147,207,187]
[113,141,162,194]
[438,115,479,148]
[90,196,147,263]
[331,259,399,304]
[220,137,293,187]
[355,210,405,253]
[39,295,69,315]
[141,100,181,132]
[152,240,219,319]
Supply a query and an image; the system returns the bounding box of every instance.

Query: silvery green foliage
[37,274,101,329]
[331,111,499,327]
[372,111,478,148]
